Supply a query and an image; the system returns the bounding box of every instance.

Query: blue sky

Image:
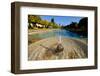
[40,15,83,26]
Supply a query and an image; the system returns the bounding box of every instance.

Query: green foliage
[78,17,88,31]
[40,20,49,27]
[28,15,41,23]
[62,17,88,37]
[51,18,55,23]
[28,15,60,29]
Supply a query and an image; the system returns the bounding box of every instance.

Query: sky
[40,15,83,26]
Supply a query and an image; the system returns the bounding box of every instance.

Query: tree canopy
[62,17,88,37]
[28,15,60,29]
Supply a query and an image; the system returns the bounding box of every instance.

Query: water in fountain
[58,29,62,44]
[54,29,64,54]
